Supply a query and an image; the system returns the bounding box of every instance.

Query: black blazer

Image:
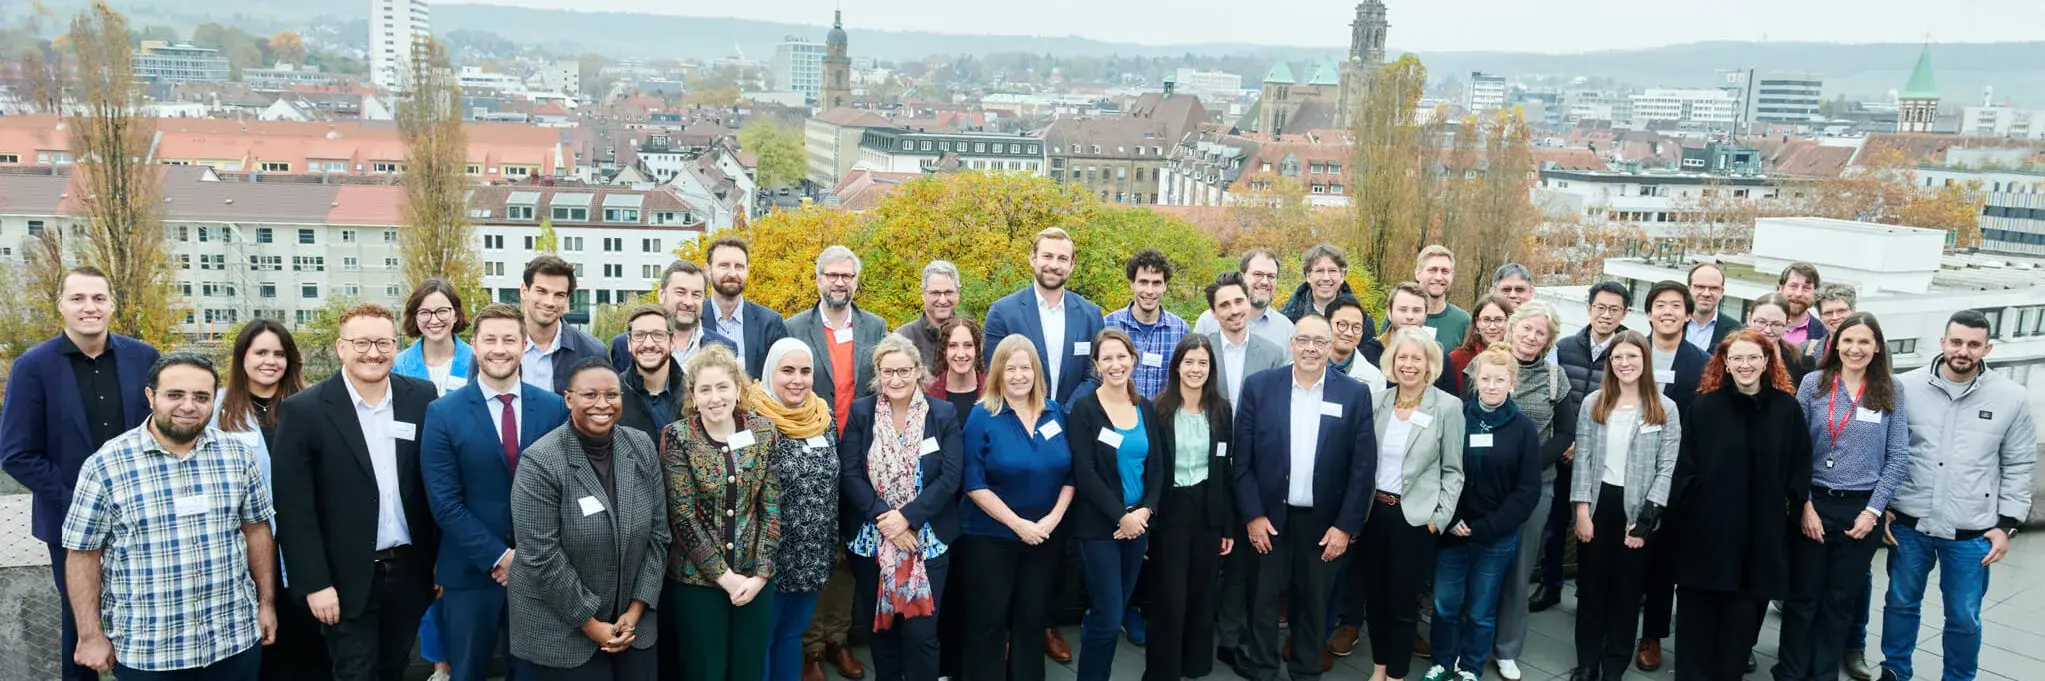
[272,374,440,618]
[1151,399,1234,532]
[1064,390,1168,540]
[1704,312,1743,354]
[838,396,964,546]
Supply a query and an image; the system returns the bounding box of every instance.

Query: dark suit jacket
[421,382,569,590]
[1702,312,1743,354]
[1151,399,1235,532]
[837,396,963,545]
[0,334,158,542]
[706,297,791,379]
[606,328,736,374]
[1230,366,1378,538]
[785,302,891,413]
[1064,391,1168,540]
[536,326,608,394]
[272,374,440,617]
[1658,339,1709,416]
[981,287,1106,408]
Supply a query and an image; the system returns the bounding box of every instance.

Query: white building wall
[475,223,702,307]
[370,0,431,90]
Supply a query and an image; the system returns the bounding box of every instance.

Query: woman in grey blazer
[509,359,672,681]
[1567,331,1680,681]
[1352,326,1465,681]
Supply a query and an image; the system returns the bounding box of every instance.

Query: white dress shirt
[477,379,521,568]
[522,329,562,392]
[1602,408,1638,487]
[1195,307,1296,349]
[343,377,412,550]
[1379,416,1415,494]
[1287,372,1326,506]
[1036,288,1068,395]
[1220,332,1251,406]
[716,298,749,365]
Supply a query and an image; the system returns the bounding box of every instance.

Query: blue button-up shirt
[961,400,1073,541]
[714,298,749,366]
[1684,316,1720,354]
[1105,305,1189,399]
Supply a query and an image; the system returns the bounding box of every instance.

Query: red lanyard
[1824,377,1865,449]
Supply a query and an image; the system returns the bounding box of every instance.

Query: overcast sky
[442,0,2041,53]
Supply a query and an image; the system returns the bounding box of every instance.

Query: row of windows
[1984,227,2045,246]
[178,282,403,301]
[875,137,1040,156]
[172,226,397,245]
[500,204,683,224]
[1983,205,2045,220]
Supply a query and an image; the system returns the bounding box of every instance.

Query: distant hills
[18,1,2045,106]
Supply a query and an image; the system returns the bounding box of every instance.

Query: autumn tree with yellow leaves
[397,36,487,313]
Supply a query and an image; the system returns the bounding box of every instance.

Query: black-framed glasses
[414,307,456,320]
[340,337,398,354]
[629,330,672,344]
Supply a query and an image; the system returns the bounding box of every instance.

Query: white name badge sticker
[175,495,209,517]
[833,327,854,344]
[1470,433,1495,448]
[1073,342,1092,357]
[805,436,830,449]
[1039,421,1063,439]
[1855,407,1883,424]
[1097,429,1125,448]
[1319,402,1344,418]
[1217,443,1229,458]
[1640,424,1664,434]
[920,437,941,455]
[1654,370,1676,385]
[578,496,605,517]
[1411,412,1435,429]
[444,376,468,392]
[392,422,418,441]
[1142,352,1164,368]
[727,429,758,450]
[1423,326,1439,339]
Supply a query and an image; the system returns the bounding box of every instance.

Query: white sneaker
[427,671,451,681]
[1456,671,1479,681]
[1420,665,1451,681]
[1496,659,1523,681]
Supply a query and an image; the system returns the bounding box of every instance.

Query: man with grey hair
[896,260,963,373]
[1491,263,1535,306]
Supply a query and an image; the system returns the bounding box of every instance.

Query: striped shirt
[60,424,272,671]
[1798,372,1912,513]
[1105,305,1190,399]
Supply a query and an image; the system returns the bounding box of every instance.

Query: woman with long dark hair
[1747,293,1813,386]
[923,316,982,680]
[1670,328,1810,680]
[1774,313,1910,681]
[1065,328,1166,681]
[1449,295,1515,395]
[213,319,327,681]
[1142,334,1234,681]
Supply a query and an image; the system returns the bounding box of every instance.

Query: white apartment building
[471,186,709,310]
[1960,105,2045,140]
[133,42,231,84]
[535,61,580,97]
[370,0,432,90]
[1562,89,1633,124]
[1533,168,1806,237]
[774,39,826,101]
[1172,68,1245,96]
[1629,89,1738,128]
[1466,72,1508,114]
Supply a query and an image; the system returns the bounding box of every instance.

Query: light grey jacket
[1570,391,1681,524]
[1208,330,1286,407]
[1894,359,2037,538]
[507,424,670,669]
[1371,386,1466,529]
[785,302,891,409]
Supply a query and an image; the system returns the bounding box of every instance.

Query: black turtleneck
[575,427,617,498]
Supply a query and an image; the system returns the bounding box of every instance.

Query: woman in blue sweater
[1424,345,1542,681]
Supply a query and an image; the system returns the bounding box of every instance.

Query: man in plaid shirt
[1104,249,1190,400]
[61,353,277,678]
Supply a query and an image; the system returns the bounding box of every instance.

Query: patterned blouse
[660,412,781,588]
[772,428,840,594]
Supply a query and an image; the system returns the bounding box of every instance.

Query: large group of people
[0,231,2033,681]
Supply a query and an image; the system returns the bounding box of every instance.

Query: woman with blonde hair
[1490,301,1578,681]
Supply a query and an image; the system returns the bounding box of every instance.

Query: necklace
[1394,391,1423,409]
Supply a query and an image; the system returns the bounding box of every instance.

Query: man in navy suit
[422,303,569,681]
[982,227,1106,408]
[1230,313,1377,681]
[704,236,791,380]
[607,260,735,373]
[0,266,160,681]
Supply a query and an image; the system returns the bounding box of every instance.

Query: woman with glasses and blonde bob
[840,334,963,681]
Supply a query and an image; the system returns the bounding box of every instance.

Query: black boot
[1529,584,1563,612]
[1567,667,1600,681]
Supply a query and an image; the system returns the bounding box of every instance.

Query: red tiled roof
[1529,148,1608,172]
[0,115,569,179]
[831,169,921,211]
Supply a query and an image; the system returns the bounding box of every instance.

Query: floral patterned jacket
[660,412,781,587]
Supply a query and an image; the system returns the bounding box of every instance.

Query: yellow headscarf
[746,381,831,440]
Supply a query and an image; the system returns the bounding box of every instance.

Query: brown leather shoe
[1414,633,1431,657]
[1328,626,1361,657]
[803,652,827,681]
[1282,639,1292,662]
[1044,628,1073,663]
[827,643,866,679]
[1635,637,1663,672]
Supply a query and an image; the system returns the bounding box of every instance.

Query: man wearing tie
[272,304,441,681]
[423,303,570,681]
[982,227,1106,407]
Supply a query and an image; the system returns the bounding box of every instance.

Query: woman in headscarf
[750,339,841,681]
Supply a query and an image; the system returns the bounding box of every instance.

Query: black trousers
[324,549,433,681]
[1216,518,1259,654]
[938,551,967,678]
[1246,507,1342,681]
[530,645,656,681]
[1574,484,1651,679]
[1144,486,1224,681]
[851,552,950,681]
[1774,493,1881,681]
[47,541,96,681]
[1358,499,1435,679]
[261,571,334,681]
[1675,587,1767,681]
[1639,521,1681,641]
[959,535,1062,681]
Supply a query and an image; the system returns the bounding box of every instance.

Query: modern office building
[133,42,231,84]
[370,0,432,90]
[773,38,827,102]
[1466,71,1508,114]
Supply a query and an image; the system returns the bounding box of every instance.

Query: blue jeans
[115,644,260,680]
[1431,534,1519,674]
[766,591,822,681]
[1078,536,1148,681]
[1880,523,1993,681]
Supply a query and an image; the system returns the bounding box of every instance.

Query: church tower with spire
[1334,0,1389,129]
[1896,44,1939,133]
[821,10,852,110]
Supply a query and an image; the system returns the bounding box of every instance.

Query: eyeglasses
[1246,271,1278,281]
[415,307,456,320]
[1590,304,1627,317]
[1291,336,1332,349]
[879,366,921,380]
[821,273,857,283]
[1308,267,1345,278]
[629,330,672,344]
[1724,354,1768,366]
[569,390,623,402]
[1332,321,1366,334]
[1749,320,1787,331]
[340,337,398,354]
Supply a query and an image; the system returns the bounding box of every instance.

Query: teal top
[1172,410,1211,487]
[1115,413,1150,507]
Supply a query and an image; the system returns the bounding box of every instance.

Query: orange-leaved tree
[675,205,862,318]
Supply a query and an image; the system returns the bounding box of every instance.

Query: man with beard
[607,260,735,373]
[518,256,606,393]
[1105,249,1189,399]
[421,303,569,681]
[1684,262,1742,355]
[616,306,689,439]
[1279,244,1373,336]
[1195,249,1294,348]
[1209,271,1289,675]
[61,353,275,679]
[1,266,161,681]
[1491,263,1536,307]
[1777,262,1826,348]
[705,236,793,379]
[272,304,441,681]
[984,227,1107,406]
[895,260,963,374]
[1416,245,1471,349]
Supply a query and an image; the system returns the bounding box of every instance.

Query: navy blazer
[705,298,790,379]
[421,382,569,590]
[981,287,1106,408]
[606,328,737,374]
[1230,366,1379,538]
[0,334,158,542]
[1657,340,1708,417]
[837,396,964,546]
